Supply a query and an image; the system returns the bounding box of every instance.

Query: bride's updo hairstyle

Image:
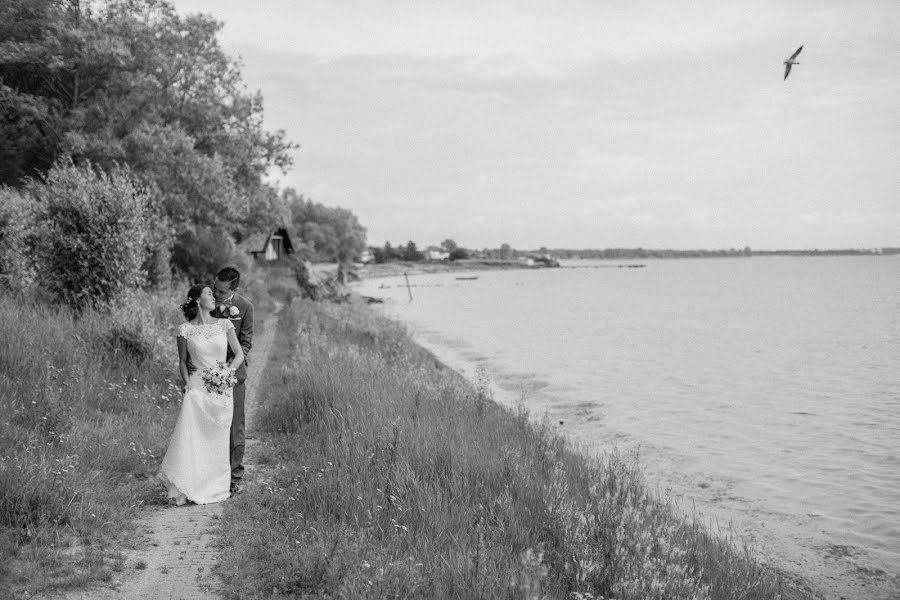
[180,284,209,321]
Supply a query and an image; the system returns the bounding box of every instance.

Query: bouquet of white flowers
[201,361,237,395]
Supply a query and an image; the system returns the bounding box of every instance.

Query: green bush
[27,159,152,310]
[0,186,36,292]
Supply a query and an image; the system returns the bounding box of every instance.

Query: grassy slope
[1,269,813,599]
[215,296,810,600]
[0,270,280,597]
[0,292,182,596]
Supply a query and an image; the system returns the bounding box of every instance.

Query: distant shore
[354,259,545,279]
[350,251,897,281]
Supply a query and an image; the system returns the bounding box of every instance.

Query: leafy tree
[373,241,400,263]
[0,0,295,276]
[441,238,458,253]
[449,248,469,261]
[171,225,248,285]
[240,184,291,244]
[403,241,423,262]
[285,189,367,263]
[499,243,513,259]
[374,242,394,263]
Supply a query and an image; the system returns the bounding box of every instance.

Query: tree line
[369,240,555,263]
[367,243,900,264]
[0,0,366,309]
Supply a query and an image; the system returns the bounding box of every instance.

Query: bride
[160,283,245,505]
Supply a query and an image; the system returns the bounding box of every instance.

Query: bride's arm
[177,336,190,389]
[225,327,245,371]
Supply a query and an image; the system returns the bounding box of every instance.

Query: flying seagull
[783,45,803,80]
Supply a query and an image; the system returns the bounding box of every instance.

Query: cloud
[183,0,831,64]
[172,0,900,249]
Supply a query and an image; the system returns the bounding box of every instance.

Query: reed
[217,298,807,599]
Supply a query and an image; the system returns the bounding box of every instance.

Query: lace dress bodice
[179,319,234,370]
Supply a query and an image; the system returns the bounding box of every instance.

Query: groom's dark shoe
[229,481,243,495]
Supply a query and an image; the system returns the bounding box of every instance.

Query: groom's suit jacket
[217,291,253,382]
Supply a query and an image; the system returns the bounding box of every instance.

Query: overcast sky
[171,0,899,250]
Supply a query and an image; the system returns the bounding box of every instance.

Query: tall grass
[217,298,807,599]
[0,290,183,596]
[0,263,280,596]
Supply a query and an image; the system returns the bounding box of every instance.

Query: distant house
[358,249,373,263]
[246,228,294,261]
[525,254,560,267]
[426,247,450,261]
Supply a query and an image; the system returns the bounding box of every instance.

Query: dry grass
[215,298,808,600]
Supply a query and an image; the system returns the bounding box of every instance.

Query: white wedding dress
[160,319,234,505]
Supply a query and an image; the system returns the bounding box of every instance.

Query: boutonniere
[217,301,240,317]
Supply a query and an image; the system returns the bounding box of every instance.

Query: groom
[212,267,253,495]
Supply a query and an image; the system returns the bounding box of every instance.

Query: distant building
[522,254,560,267]
[426,247,450,261]
[359,249,373,263]
[245,228,294,261]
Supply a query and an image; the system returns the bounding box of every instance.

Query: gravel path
[38,310,279,600]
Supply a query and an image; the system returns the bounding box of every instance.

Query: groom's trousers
[230,380,246,482]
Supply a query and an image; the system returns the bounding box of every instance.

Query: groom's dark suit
[214,292,253,486]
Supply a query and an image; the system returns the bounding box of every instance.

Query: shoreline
[353,259,548,280]
[353,279,900,600]
[211,294,817,599]
[393,318,900,600]
[347,253,894,282]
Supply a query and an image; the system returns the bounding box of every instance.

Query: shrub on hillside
[0,186,36,292]
[27,159,152,310]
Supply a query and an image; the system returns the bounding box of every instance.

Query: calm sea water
[356,256,900,598]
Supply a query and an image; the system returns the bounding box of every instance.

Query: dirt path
[38,309,280,600]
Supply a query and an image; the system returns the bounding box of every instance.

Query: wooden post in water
[404,272,413,301]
